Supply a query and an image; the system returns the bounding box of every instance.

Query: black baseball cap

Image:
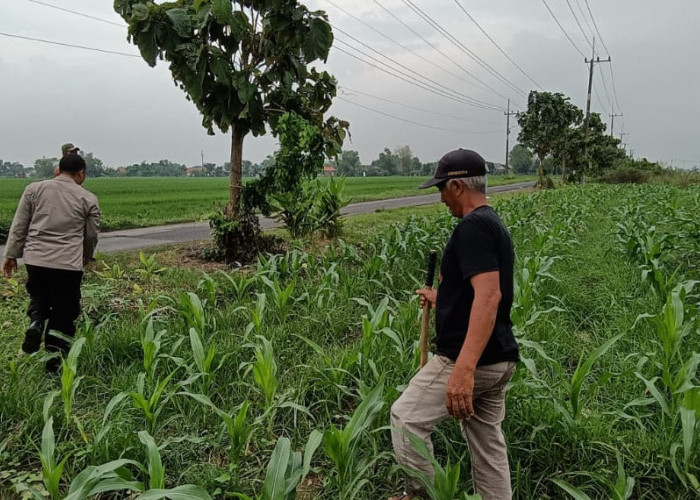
[418,148,486,189]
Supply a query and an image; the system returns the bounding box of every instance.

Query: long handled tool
[420,250,437,368]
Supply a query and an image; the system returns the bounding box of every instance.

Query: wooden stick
[420,250,437,368]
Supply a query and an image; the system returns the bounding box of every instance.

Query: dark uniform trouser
[25,264,83,357]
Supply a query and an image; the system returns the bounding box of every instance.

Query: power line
[452,0,542,90]
[0,31,140,57]
[27,0,126,27]
[399,0,528,100]
[370,0,512,102]
[332,25,500,110]
[583,0,623,115]
[336,96,501,135]
[332,44,501,111]
[324,0,493,97]
[340,86,500,124]
[573,0,597,43]
[564,0,593,49]
[583,0,612,56]
[541,0,586,58]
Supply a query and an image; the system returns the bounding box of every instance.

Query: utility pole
[504,98,518,174]
[582,37,611,181]
[609,112,622,136]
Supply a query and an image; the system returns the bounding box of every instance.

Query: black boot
[21,320,44,354]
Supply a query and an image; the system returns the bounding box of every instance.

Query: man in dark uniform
[390,149,519,500]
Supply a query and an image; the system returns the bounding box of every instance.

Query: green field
[0,176,534,234]
[1,183,698,498]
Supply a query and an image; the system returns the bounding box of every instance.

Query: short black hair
[59,153,86,173]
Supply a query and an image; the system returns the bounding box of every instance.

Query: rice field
[0,176,534,235]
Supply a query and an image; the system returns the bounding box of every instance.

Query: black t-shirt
[435,205,520,365]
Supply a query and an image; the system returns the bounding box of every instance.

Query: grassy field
[0,175,534,234]
[1,183,698,498]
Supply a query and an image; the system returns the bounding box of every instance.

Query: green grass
[0,175,535,234]
[1,183,697,498]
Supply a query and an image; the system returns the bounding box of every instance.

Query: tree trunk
[226,124,245,219]
[538,153,545,185]
[561,157,567,184]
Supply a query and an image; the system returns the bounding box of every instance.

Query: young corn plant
[218,270,255,301]
[242,336,285,432]
[244,293,268,338]
[566,334,623,421]
[103,369,181,435]
[177,291,211,335]
[188,327,217,395]
[136,251,167,281]
[61,337,87,424]
[180,392,257,473]
[232,431,322,500]
[670,389,700,491]
[323,382,385,499]
[141,318,166,381]
[404,434,482,500]
[260,275,297,321]
[38,416,68,500]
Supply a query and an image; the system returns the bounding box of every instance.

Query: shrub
[207,209,284,265]
[599,167,651,184]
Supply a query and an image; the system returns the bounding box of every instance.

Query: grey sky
[0,0,698,170]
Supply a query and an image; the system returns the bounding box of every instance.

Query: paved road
[1,181,533,255]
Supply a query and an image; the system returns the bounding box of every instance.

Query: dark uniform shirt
[435,205,520,365]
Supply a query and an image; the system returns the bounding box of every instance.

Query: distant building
[185,166,206,177]
[322,165,336,177]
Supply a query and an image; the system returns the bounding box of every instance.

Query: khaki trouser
[390,355,516,499]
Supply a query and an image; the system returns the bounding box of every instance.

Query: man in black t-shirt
[389,149,519,500]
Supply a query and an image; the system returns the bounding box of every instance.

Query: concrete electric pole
[582,38,611,181]
[609,112,623,136]
[504,99,518,174]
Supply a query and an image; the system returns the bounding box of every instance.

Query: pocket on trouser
[411,355,451,389]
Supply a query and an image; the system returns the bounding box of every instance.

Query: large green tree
[336,150,361,176]
[509,144,534,174]
[517,91,582,185]
[34,157,58,178]
[114,0,347,218]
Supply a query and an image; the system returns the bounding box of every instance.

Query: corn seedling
[404,433,482,500]
[136,251,167,281]
[179,392,257,473]
[61,337,86,424]
[38,416,68,500]
[189,327,217,394]
[94,261,126,280]
[260,275,297,321]
[323,382,385,499]
[567,334,623,420]
[141,318,166,380]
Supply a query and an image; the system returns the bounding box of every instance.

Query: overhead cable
[325,0,493,96]
[541,0,587,58]
[332,25,500,110]
[452,0,543,90]
[27,0,126,27]
[340,86,500,124]
[370,0,511,101]
[0,31,139,57]
[399,0,527,99]
[333,43,502,111]
[336,96,501,135]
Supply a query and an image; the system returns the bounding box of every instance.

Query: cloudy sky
[0,0,698,170]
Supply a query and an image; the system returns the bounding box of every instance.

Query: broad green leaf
[137,485,213,499]
[166,8,191,38]
[303,18,332,62]
[263,437,290,500]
